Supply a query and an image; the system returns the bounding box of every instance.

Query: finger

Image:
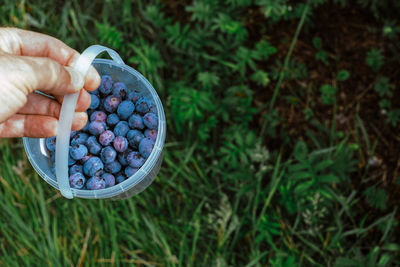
[54,89,92,112]
[0,53,84,96]
[0,112,88,138]
[0,27,100,91]
[17,93,61,117]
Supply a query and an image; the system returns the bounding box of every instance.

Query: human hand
[0,27,100,138]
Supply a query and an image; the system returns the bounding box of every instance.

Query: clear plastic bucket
[23,58,166,199]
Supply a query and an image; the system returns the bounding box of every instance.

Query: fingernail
[65,66,84,91]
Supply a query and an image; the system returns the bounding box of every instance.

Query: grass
[1,0,400,266]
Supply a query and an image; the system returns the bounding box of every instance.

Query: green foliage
[313,36,329,66]
[320,84,337,105]
[366,48,385,72]
[364,185,388,211]
[374,76,392,97]
[337,69,350,81]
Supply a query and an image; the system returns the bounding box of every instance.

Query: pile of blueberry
[45,75,158,190]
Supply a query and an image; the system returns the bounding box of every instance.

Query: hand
[0,27,100,138]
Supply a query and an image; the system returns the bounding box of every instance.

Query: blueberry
[46,137,56,152]
[86,176,106,190]
[124,166,139,177]
[70,131,77,138]
[126,129,144,149]
[100,146,117,164]
[112,82,128,99]
[69,173,86,189]
[114,121,129,137]
[105,161,122,174]
[70,144,88,160]
[127,91,141,104]
[90,94,100,110]
[99,130,115,146]
[71,132,89,146]
[117,100,135,120]
[51,164,56,175]
[102,173,116,188]
[104,95,122,113]
[69,164,83,175]
[117,149,132,166]
[143,112,158,129]
[135,97,150,114]
[88,121,106,136]
[139,137,155,158]
[113,136,128,152]
[68,153,76,166]
[90,111,107,123]
[86,136,102,155]
[128,114,144,130]
[99,75,113,95]
[82,120,90,132]
[106,113,120,127]
[116,173,126,183]
[127,151,145,168]
[144,129,158,141]
[83,156,104,177]
[50,152,55,163]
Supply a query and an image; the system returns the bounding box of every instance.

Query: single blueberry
[104,95,122,113]
[51,164,56,175]
[124,166,139,177]
[71,132,89,146]
[106,113,120,127]
[50,152,55,163]
[143,112,158,129]
[117,149,132,166]
[88,121,106,136]
[99,130,115,146]
[90,111,107,123]
[114,121,129,137]
[69,173,86,189]
[46,137,56,152]
[115,173,126,184]
[83,156,104,177]
[89,94,100,110]
[127,151,145,168]
[127,91,141,104]
[102,173,116,188]
[112,82,128,99]
[99,75,113,95]
[69,164,83,175]
[128,114,144,130]
[86,176,106,190]
[68,153,76,166]
[139,137,155,158]
[86,136,102,155]
[117,100,135,120]
[113,136,128,152]
[126,129,144,149]
[100,146,117,164]
[144,129,158,141]
[80,154,93,164]
[70,131,77,138]
[105,161,122,174]
[70,144,88,160]
[135,97,150,114]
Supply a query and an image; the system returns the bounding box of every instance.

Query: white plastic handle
[55,45,124,199]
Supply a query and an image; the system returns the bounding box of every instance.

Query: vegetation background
[0,0,399,266]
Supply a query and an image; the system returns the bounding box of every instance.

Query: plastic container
[23,49,166,200]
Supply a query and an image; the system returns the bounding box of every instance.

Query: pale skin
[0,27,101,138]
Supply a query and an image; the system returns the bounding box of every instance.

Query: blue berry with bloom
[143,112,158,129]
[128,114,144,130]
[114,121,129,137]
[113,136,128,152]
[71,132,89,146]
[116,173,126,184]
[117,100,135,120]
[86,176,106,190]
[90,111,107,123]
[99,130,115,146]
[69,173,86,189]
[104,95,122,113]
[86,136,101,155]
[88,121,106,136]
[106,113,120,127]
[46,136,56,152]
[127,91,141,104]
[139,137,155,158]
[100,146,117,164]
[69,164,83,175]
[144,129,158,141]
[105,161,122,174]
[70,144,88,160]
[83,156,104,177]
[117,149,132,166]
[126,129,144,149]
[127,151,146,168]
[102,173,116,188]
[135,97,150,114]
[124,166,139,177]
[99,75,113,95]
